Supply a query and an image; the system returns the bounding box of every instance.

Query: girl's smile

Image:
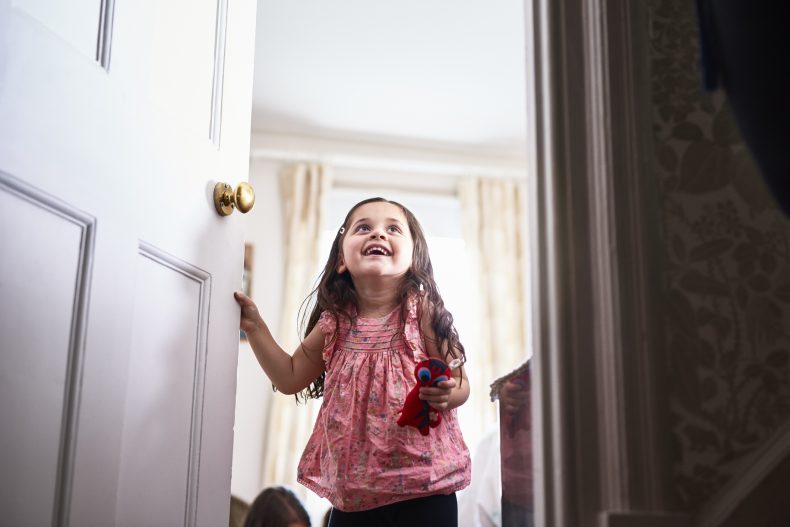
[362,244,391,256]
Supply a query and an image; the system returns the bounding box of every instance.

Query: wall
[648,0,790,511]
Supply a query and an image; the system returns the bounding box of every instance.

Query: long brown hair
[296,197,466,401]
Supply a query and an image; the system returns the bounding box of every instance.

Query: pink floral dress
[297,294,471,512]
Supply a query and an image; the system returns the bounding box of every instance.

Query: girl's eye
[387,225,402,233]
[355,224,370,232]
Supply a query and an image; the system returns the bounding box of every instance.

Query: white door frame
[525,1,689,525]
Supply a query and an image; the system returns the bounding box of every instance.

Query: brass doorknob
[213,182,255,216]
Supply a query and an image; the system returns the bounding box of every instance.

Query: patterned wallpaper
[648,0,790,510]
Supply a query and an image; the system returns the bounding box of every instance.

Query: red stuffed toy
[397,358,452,436]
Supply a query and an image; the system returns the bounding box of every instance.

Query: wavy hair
[294,197,466,402]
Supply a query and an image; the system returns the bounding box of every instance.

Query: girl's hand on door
[234,291,266,337]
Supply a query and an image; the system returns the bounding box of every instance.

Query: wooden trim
[524,0,575,523]
[0,171,96,527]
[694,421,790,527]
[607,1,670,511]
[586,0,630,509]
[600,512,690,527]
[588,0,669,512]
[526,0,668,523]
[138,243,211,527]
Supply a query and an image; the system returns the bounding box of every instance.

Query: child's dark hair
[297,196,466,401]
[242,486,310,527]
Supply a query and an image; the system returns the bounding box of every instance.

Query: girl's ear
[336,254,347,274]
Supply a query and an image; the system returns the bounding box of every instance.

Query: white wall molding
[250,131,527,180]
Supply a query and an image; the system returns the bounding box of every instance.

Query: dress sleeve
[402,292,429,362]
[317,311,338,367]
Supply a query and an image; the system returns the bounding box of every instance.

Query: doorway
[231,1,534,526]
[230,1,665,526]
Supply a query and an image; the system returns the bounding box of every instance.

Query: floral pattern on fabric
[297,294,471,512]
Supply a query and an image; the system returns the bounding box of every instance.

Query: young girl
[234,197,471,526]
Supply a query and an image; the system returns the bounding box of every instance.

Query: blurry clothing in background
[457,429,502,527]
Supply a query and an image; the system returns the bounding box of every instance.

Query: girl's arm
[419,308,470,411]
[235,291,325,395]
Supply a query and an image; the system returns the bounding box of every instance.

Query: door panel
[0,0,257,524]
[111,0,221,139]
[12,0,100,60]
[115,246,211,527]
[0,176,94,527]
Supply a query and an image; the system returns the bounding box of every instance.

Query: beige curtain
[458,176,529,443]
[261,163,331,496]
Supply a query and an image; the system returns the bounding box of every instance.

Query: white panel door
[0,0,257,525]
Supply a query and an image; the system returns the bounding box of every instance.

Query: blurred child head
[243,486,310,527]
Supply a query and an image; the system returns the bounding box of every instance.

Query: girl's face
[337,201,414,282]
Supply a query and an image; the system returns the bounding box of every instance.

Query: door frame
[525,1,687,525]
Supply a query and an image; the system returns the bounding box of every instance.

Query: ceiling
[250,0,528,158]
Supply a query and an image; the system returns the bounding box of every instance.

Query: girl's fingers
[234,291,258,311]
[418,380,455,408]
[419,386,451,396]
[419,388,451,406]
[234,291,249,303]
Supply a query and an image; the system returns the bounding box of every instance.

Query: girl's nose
[369,228,386,239]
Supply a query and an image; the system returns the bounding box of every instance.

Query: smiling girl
[234,197,471,526]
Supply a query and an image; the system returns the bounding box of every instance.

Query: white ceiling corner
[250,0,528,159]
